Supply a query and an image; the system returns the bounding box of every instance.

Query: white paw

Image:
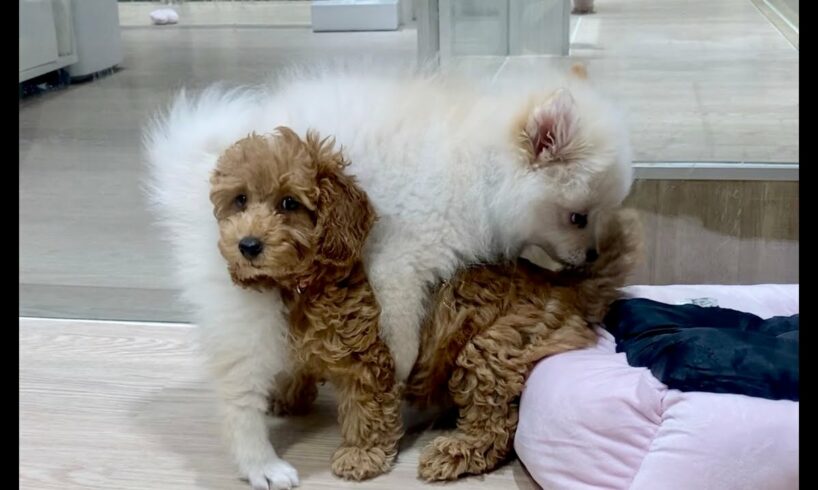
[247,458,300,490]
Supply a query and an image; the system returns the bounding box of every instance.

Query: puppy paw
[246,458,300,490]
[331,445,394,481]
[418,436,479,481]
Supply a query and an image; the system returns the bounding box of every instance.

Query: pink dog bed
[515,284,799,490]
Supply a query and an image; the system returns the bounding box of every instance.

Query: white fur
[144,65,632,488]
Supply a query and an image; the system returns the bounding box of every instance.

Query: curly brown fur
[210,127,376,292]
[405,209,643,481]
[210,128,403,481]
[284,265,403,481]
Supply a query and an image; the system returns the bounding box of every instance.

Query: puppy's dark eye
[280,196,300,212]
[570,212,588,229]
[234,194,247,209]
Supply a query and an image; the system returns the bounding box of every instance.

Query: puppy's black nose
[586,248,599,263]
[238,237,263,259]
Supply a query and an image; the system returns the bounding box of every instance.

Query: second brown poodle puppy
[405,208,642,481]
[210,127,402,482]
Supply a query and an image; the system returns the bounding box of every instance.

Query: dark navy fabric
[604,298,798,401]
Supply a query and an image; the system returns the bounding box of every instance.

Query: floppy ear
[314,164,375,268]
[523,88,580,165]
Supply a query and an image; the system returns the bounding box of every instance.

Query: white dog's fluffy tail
[142,85,264,296]
[143,85,261,219]
[142,86,298,438]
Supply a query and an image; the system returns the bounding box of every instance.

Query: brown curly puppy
[210,127,403,482]
[405,208,642,481]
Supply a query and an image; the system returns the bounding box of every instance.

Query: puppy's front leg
[330,339,404,481]
[221,398,299,490]
[204,293,300,490]
[367,261,429,382]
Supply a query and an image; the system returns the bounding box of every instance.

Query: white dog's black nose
[239,237,263,259]
[586,248,599,263]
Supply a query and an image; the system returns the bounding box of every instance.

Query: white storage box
[68,0,123,78]
[312,0,399,32]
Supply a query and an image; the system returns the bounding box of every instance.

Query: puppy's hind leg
[417,317,525,481]
[418,309,598,481]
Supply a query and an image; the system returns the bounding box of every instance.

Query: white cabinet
[19,0,122,83]
[19,0,77,82]
[68,0,123,78]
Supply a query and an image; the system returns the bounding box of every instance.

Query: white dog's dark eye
[280,196,300,211]
[570,212,588,228]
[234,194,247,209]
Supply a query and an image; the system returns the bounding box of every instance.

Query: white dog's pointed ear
[524,88,579,165]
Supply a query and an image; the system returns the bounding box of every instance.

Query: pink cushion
[515,284,799,490]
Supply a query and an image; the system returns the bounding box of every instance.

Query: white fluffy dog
[144,63,632,489]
